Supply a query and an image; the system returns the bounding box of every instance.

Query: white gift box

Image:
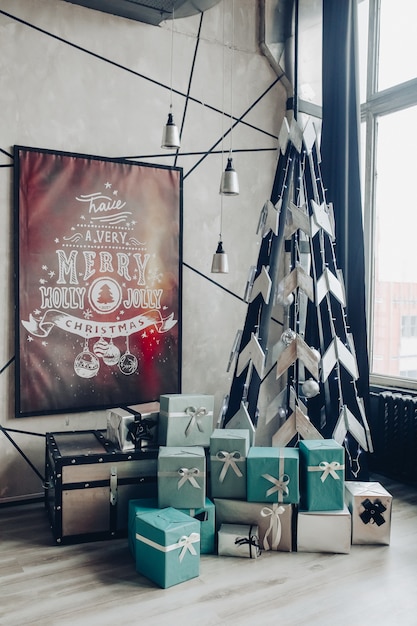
[297,505,351,554]
[217,523,261,559]
[344,481,392,545]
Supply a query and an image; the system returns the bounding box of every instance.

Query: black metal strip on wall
[173,12,204,169]
[184,77,283,181]
[0,425,45,482]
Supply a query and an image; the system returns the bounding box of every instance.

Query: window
[358,0,417,389]
[401,315,417,339]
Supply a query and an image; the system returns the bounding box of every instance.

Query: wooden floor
[1,474,416,626]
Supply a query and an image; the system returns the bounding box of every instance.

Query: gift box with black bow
[217,523,261,559]
[345,481,392,545]
[106,402,159,451]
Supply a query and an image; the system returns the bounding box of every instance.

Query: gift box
[247,447,299,504]
[182,499,215,554]
[159,394,214,447]
[297,506,351,554]
[345,481,392,545]
[209,429,250,500]
[217,523,261,559]
[128,497,215,556]
[158,446,206,509]
[135,507,200,588]
[106,402,159,451]
[128,497,159,556]
[299,439,345,511]
[214,498,293,552]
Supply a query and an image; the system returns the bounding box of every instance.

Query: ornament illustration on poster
[15,147,182,416]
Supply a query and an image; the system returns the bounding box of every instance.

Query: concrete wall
[0,0,287,502]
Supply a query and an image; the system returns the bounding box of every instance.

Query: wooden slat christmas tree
[222,116,373,479]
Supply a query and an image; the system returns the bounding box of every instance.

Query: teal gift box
[246,447,299,504]
[128,497,159,556]
[129,497,215,556]
[135,507,200,588]
[209,429,250,500]
[299,439,345,511]
[159,394,214,447]
[181,498,215,554]
[158,446,206,509]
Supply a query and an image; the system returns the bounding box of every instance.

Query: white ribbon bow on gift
[261,504,285,551]
[136,531,200,562]
[262,473,290,499]
[308,460,344,482]
[216,450,243,482]
[184,406,208,436]
[177,533,200,561]
[177,467,201,489]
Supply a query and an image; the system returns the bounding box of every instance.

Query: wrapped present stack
[124,393,216,588]
[213,436,298,553]
[297,439,351,554]
[104,393,392,588]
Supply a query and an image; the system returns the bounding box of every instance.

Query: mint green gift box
[128,497,158,557]
[135,507,200,588]
[299,439,345,511]
[129,497,215,556]
[158,446,206,509]
[180,498,215,554]
[247,447,300,504]
[159,394,214,447]
[209,429,250,500]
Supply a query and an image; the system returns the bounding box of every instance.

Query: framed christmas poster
[14,146,182,417]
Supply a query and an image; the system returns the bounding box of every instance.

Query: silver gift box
[297,505,351,554]
[345,481,392,545]
[218,523,261,559]
[106,402,159,451]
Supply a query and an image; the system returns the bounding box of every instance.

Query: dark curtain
[320,0,370,476]
[321,0,370,404]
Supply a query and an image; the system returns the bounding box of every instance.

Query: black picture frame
[14,145,182,417]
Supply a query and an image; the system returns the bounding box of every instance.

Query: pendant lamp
[219,156,239,195]
[211,239,229,273]
[161,108,180,149]
[211,3,229,274]
[161,4,180,149]
[220,0,238,195]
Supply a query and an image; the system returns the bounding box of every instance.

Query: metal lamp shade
[220,157,239,195]
[161,112,180,149]
[211,241,229,273]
